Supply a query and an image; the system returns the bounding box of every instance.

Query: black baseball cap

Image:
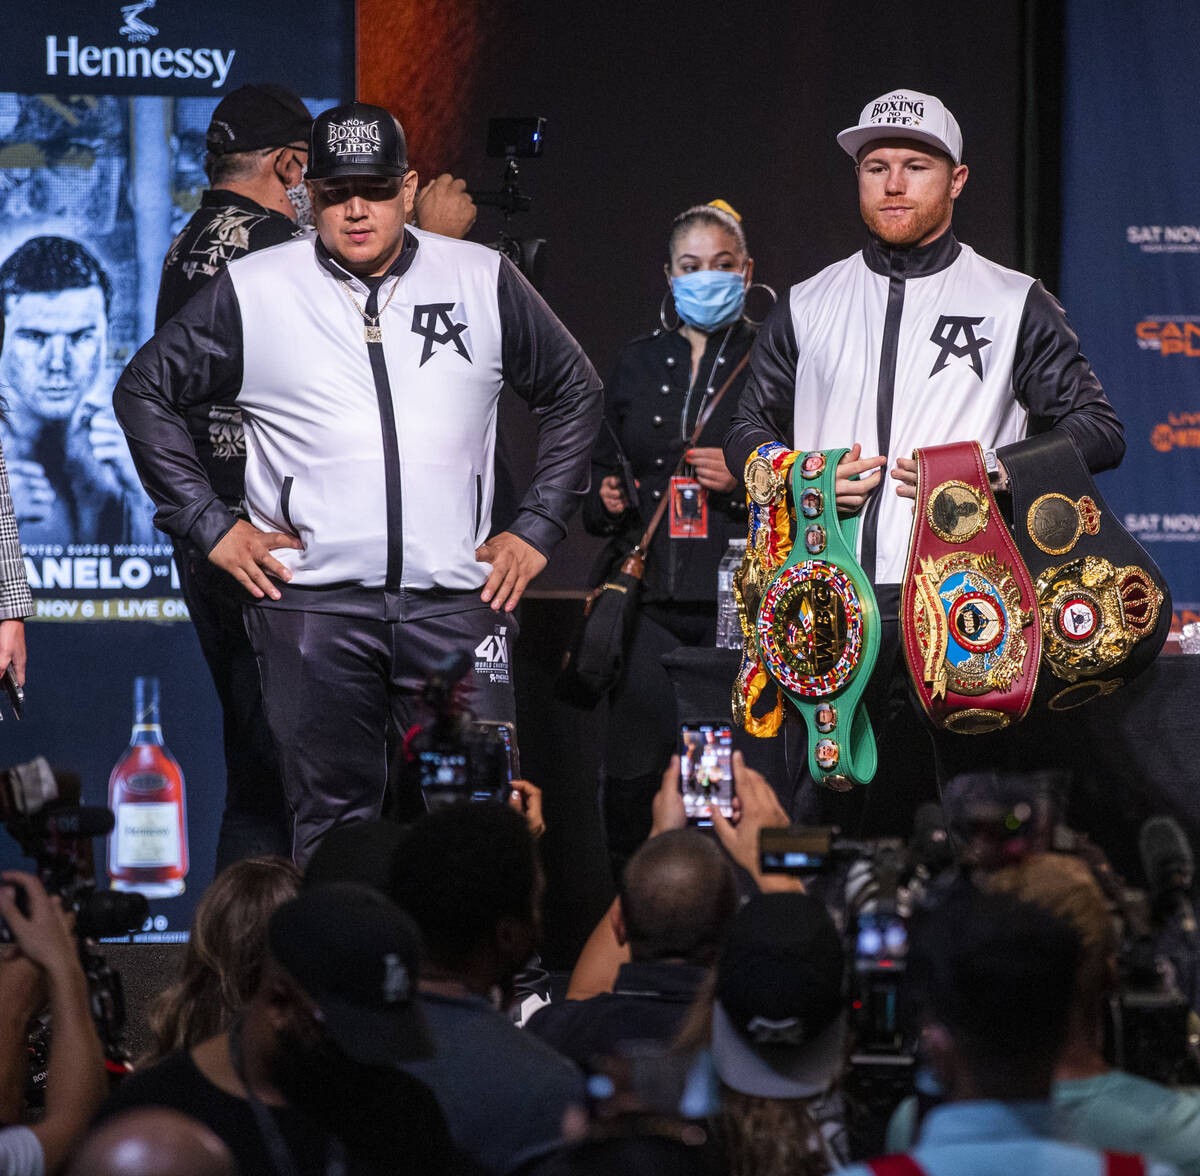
[267,882,433,1066]
[205,84,312,155]
[711,892,846,1099]
[306,100,408,182]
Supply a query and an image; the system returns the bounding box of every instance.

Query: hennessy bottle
[107,676,188,898]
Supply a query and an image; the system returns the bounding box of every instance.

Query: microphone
[1139,815,1196,935]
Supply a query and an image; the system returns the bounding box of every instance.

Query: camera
[473,116,549,291]
[0,757,149,1076]
[394,650,517,814]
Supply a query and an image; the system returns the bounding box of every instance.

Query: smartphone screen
[679,722,734,824]
[474,720,519,782]
[759,827,833,875]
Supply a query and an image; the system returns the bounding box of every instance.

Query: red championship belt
[901,441,1042,734]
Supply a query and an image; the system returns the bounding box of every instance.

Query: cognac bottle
[107,676,188,898]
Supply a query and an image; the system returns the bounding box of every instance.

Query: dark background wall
[359,0,1044,963]
[360,0,1034,592]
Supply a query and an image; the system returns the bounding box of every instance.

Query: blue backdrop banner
[0,0,353,941]
[1060,0,1200,631]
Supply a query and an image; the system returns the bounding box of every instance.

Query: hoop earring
[659,291,681,333]
[741,282,778,328]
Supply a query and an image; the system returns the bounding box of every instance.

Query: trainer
[115,101,602,863]
[724,88,1124,827]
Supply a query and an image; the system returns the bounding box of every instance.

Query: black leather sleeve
[113,268,244,554]
[497,257,604,557]
[1010,280,1125,473]
[723,291,798,480]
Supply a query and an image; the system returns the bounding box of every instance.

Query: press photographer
[0,758,148,1076]
[0,871,106,1175]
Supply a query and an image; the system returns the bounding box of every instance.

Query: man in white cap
[724,88,1124,829]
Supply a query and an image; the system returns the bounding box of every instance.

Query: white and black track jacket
[115,229,602,619]
[725,231,1125,585]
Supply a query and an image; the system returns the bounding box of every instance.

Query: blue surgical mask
[671,269,746,332]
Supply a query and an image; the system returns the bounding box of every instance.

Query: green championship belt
[754,449,881,790]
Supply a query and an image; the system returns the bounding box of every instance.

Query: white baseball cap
[837,88,963,164]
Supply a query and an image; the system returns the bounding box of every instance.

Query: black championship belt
[998,432,1171,712]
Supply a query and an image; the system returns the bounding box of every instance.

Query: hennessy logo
[929,315,994,381]
[411,303,472,367]
[119,0,158,43]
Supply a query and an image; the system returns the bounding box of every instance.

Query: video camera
[472,116,548,291]
[0,757,147,1075]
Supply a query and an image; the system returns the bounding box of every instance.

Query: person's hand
[475,531,547,612]
[8,459,56,524]
[88,407,143,493]
[832,443,886,513]
[0,872,77,979]
[508,779,545,839]
[686,447,737,493]
[599,474,628,516]
[711,752,803,893]
[414,174,477,239]
[649,755,687,837]
[889,455,918,500]
[0,620,26,688]
[208,519,303,601]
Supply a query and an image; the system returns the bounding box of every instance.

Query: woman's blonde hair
[143,855,301,1063]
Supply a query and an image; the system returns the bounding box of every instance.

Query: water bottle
[715,538,747,649]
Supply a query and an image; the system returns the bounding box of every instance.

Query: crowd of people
[2,757,1199,1175]
[0,74,1192,1176]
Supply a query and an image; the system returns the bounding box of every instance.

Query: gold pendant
[365,323,382,344]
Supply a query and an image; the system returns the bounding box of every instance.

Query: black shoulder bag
[556,352,750,708]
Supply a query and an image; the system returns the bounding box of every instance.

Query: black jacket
[584,322,753,604]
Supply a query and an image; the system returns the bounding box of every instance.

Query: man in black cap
[156,87,482,872]
[100,883,456,1176]
[155,84,314,871]
[115,101,602,865]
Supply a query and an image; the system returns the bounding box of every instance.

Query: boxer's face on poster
[1,285,107,421]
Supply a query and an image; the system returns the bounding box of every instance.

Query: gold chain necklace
[337,276,402,344]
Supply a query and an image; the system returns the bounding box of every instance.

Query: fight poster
[0,0,352,939]
[1059,1,1200,628]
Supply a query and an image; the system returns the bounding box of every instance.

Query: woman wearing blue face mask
[581,201,770,876]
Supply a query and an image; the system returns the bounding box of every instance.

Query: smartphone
[679,722,734,825]
[759,825,834,875]
[1,665,23,722]
[474,720,520,782]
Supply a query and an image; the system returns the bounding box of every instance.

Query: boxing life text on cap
[306,100,408,182]
[205,84,312,155]
[267,882,433,1067]
[836,89,963,164]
